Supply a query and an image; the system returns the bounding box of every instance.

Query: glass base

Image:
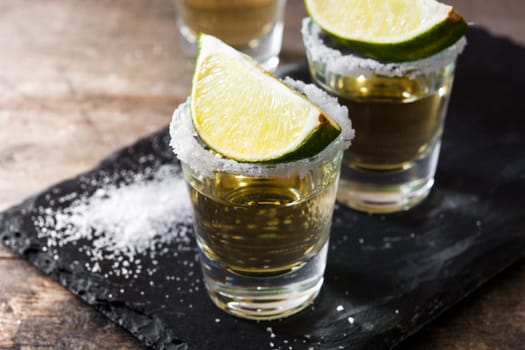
[200,243,328,320]
[338,177,434,214]
[337,142,441,214]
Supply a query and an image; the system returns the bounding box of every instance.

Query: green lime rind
[306,1,468,62]
[271,119,341,163]
[201,116,341,164]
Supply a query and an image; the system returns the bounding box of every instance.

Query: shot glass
[302,18,466,214]
[172,0,287,70]
[169,83,348,320]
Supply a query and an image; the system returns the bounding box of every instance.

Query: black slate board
[1,27,525,350]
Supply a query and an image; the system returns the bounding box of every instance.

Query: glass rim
[302,17,467,78]
[170,100,344,178]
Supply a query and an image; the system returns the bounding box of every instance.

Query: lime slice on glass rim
[190,34,342,163]
[305,0,468,62]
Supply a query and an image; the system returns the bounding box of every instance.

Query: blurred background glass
[172,0,287,70]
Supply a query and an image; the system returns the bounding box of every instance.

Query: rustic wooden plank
[0,96,177,212]
[0,0,193,100]
[0,259,144,350]
[0,0,192,212]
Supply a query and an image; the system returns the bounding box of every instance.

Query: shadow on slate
[1,27,525,350]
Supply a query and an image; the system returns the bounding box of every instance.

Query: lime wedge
[191,34,342,163]
[305,0,468,62]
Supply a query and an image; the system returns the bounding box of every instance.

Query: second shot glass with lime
[303,0,468,213]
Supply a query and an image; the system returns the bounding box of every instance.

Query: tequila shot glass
[169,80,352,320]
[303,18,466,213]
[172,0,287,70]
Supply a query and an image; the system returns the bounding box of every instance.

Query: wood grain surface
[1,1,524,349]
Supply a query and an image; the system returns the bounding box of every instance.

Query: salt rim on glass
[302,17,467,78]
[169,77,354,177]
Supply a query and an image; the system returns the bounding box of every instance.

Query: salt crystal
[33,164,193,277]
[348,316,354,324]
[336,305,344,312]
[302,18,467,79]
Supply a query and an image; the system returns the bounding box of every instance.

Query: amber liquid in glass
[332,73,453,171]
[185,170,337,276]
[309,59,455,212]
[174,0,281,47]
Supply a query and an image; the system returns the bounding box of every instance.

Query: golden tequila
[313,70,455,171]
[184,170,337,277]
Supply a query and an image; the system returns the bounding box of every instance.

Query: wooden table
[1,1,524,349]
